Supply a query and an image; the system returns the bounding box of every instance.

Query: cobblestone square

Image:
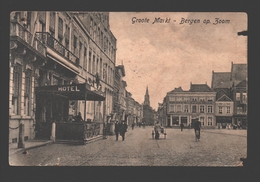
[9,127,247,166]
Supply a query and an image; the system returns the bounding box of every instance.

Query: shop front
[35,83,105,143]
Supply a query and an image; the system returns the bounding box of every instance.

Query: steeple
[144,85,150,106]
[146,86,149,95]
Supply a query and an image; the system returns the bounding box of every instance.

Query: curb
[9,141,53,155]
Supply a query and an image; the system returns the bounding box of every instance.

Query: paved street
[9,127,247,166]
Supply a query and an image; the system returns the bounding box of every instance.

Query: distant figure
[180,123,184,132]
[132,123,135,130]
[74,112,83,122]
[114,120,120,141]
[120,121,128,141]
[194,118,201,141]
[154,121,162,140]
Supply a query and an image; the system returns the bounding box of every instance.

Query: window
[207,105,213,113]
[218,106,222,114]
[191,97,197,101]
[24,70,32,116]
[200,117,204,126]
[58,17,63,41]
[200,105,205,113]
[207,97,214,102]
[96,57,99,74]
[73,35,77,54]
[199,97,205,101]
[176,105,181,112]
[236,93,241,101]
[169,104,174,112]
[92,55,95,74]
[208,117,213,126]
[169,97,175,101]
[88,51,92,72]
[79,41,83,66]
[176,97,182,101]
[99,58,102,80]
[83,47,87,70]
[49,12,55,33]
[192,105,197,113]
[227,106,230,114]
[183,97,189,101]
[242,93,247,104]
[12,64,22,115]
[184,105,188,112]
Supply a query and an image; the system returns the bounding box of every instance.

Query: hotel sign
[57,85,81,92]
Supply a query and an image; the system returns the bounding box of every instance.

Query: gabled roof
[211,71,231,89]
[231,63,247,81]
[217,94,233,102]
[189,84,214,92]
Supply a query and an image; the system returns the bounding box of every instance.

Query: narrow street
[9,127,247,166]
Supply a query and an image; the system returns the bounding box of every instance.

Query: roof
[168,87,184,93]
[231,63,247,81]
[189,84,214,92]
[211,71,231,88]
[116,65,125,77]
[216,94,233,102]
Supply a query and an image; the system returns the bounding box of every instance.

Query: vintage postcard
[9,12,247,166]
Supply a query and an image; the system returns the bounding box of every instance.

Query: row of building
[9,11,143,144]
[157,62,247,128]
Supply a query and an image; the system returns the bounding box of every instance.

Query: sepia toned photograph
[9,11,247,166]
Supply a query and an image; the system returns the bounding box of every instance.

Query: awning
[35,83,105,101]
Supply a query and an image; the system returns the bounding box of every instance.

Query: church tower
[143,86,150,106]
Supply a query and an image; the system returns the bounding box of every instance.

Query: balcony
[10,21,46,58]
[36,32,79,67]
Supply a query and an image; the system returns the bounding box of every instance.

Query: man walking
[194,118,201,141]
[120,121,128,141]
[114,120,120,141]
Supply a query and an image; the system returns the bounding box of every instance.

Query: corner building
[166,83,216,128]
[9,11,116,143]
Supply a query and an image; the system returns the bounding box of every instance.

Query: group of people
[114,120,128,141]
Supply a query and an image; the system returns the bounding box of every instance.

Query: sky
[109,12,247,109]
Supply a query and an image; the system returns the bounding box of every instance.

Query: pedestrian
[154,121,162,140]
[132,123,135,130]
[194,118,201,141]
[74,112,83,122]
[114,120,120,141]
[120,121,128,141]
[180,123,184,132]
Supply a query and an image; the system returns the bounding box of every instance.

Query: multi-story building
[211,62,247,127]
[165,83,216,128]
[9,11,116,143]
[157,97,167,127]
[113,65,126,121]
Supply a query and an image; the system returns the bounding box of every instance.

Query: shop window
[200,117,204,126]
[208,117,213,126]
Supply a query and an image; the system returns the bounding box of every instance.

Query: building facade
[211,62,247,127]
[165,84,216,128]
[9,11,116,143]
